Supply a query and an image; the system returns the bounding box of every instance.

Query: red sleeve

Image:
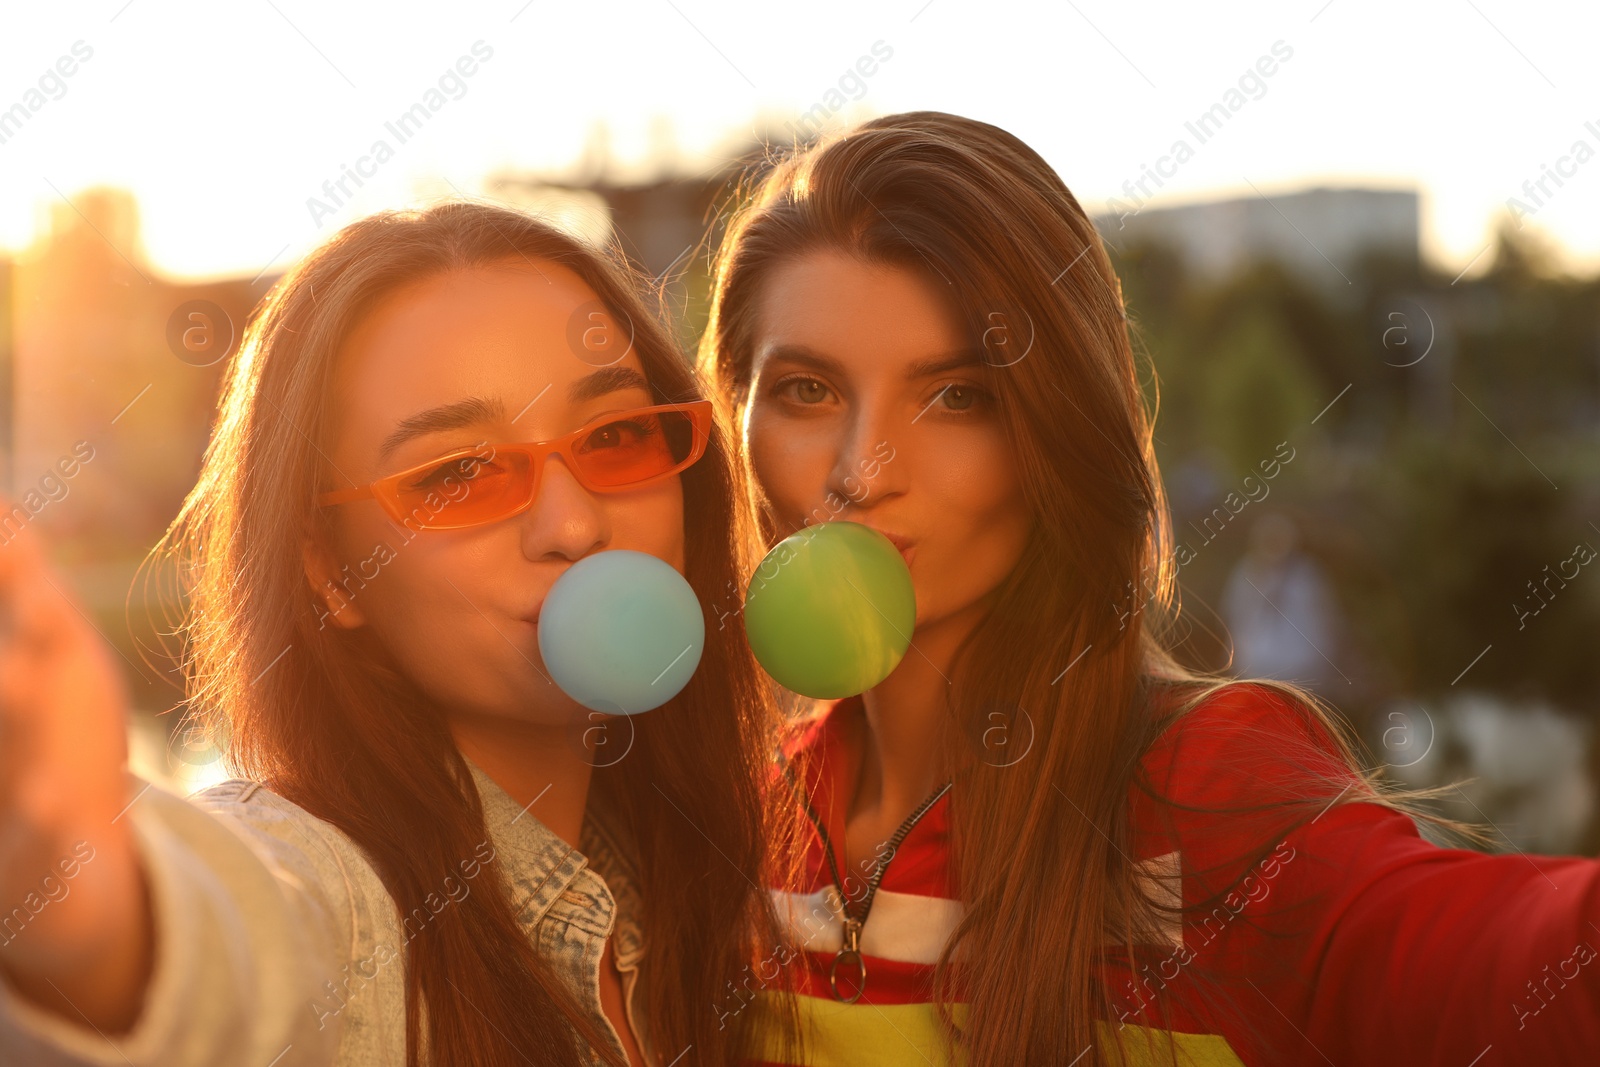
[1126,682,1600,1065]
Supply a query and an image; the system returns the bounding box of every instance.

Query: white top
[0,761,647,1066]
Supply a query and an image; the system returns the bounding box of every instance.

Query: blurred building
[12,189,268,559]
[492,172,716,271]
[575,174,725,280]
[7,189,277,767]
[491,168,736,334]
[1095,186,1421,297]
[4,188,284,792]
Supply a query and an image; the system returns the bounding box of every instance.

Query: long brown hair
[143,200,784,1067]
[698,112,1470,1064]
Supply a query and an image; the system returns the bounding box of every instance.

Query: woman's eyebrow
[760,344,845,375]
[378,395,505,464]
[567,365,650,403]
[905,352,985,378]
[761,344,984,380]
[376,367,652,463]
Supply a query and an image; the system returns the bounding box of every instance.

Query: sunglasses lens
[393,449,534,528]
[573,409,701,488]
[381,408,703,529]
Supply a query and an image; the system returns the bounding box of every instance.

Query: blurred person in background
[1221,512,1344,693]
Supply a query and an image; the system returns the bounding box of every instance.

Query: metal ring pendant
[829,949,867,1004]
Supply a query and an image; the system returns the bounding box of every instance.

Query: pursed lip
[520,597,546,626]
[860,526,916,567]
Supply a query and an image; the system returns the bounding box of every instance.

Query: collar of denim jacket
[464,757,596,929]
[580,798,646,971]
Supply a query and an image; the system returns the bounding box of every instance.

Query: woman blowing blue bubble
[698,111,1600,1065]
[0,202,788,1067]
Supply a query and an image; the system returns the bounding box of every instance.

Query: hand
[0,502,153,1032]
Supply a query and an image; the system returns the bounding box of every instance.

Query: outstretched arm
[0,508,154,1034]
[0,508,363,1066]
[1137,682,1600,1065]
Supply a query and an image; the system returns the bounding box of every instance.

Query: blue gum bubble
[538,549,704,715]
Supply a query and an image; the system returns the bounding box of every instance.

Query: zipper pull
[830,917,867,1004]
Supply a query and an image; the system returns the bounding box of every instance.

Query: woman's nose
[519,454,609,562]
[826,405,907,507]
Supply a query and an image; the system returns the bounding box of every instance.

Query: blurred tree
[1103,222,1600,723]
[1351,427,1598,706]
[1194,304,1322,481]
[1454,212,1600,436]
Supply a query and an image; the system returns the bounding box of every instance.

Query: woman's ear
[302,527,367,630]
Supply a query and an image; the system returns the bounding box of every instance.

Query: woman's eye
[411,454,497,489]
[579,418,657,452]
[776,377,832,405]
[936,383,990,413]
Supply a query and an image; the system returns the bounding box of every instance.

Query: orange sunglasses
[316,400,713,531]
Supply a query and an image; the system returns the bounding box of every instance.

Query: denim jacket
[0,761,649,1066]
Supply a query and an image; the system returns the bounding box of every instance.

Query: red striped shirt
[743,682,1600,1065]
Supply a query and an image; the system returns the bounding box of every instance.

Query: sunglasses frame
[315,399,714,531]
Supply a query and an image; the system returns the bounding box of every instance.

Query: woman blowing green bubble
[699,110,1600,1066]
[0,202,789,1067]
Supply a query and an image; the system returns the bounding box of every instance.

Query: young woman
[698,111,1600,1065]
[0,201,786,1066]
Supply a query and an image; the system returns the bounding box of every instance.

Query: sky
[2,0,1597,282]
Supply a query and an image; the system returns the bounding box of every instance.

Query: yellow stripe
[1097,1020,1248,1067]
[743,994,1245,1067]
